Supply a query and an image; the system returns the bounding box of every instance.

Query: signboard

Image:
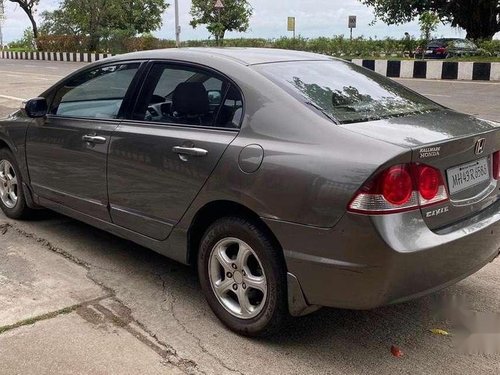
[348,15,357,29]
[214,0,224,9]
[287,17,296,32]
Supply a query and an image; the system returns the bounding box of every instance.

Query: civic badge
[475,138,486,155]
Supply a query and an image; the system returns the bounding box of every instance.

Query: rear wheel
[0,149,33,219]
[198,217,288,337]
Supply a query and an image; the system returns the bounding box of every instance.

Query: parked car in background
[416,38,480,59]
[1,48,499,337]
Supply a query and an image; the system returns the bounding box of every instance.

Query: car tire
[198,216,288,337]
[0,148,33,219]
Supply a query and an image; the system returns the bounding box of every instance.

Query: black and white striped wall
[1,50,499,81]
[351,59,500,81]
[1,50,114,63]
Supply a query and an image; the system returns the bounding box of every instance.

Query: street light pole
[174,0,180,47]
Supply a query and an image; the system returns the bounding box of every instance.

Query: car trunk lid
[342,110,500,229]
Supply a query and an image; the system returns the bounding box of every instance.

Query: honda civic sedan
[0,48,499,337]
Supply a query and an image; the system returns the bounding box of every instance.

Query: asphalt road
[0,59,499,374]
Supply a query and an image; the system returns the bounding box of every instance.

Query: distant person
[403,32,413,57]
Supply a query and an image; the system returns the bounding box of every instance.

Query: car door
[26,62,142,221]
[107,62,243,240]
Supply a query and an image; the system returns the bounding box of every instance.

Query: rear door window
[132,63,243,129]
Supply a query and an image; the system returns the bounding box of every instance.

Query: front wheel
[198,217,288,337]
[0,149,33,219]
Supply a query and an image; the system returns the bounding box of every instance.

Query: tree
[39,9,79,35]
[118,0,168,34]
[360,0,500,40]
[190,0,253,45]
[8,27,35,49]
[40,0,169,51]
[419,11,440,42]
[8,1,39,40]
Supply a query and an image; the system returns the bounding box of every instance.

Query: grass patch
[0,305,79,335]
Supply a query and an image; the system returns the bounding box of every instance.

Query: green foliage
[360,0,500,40]
[40,0,169,51]
[419,11,440,42]
[39,9,78,35]
[19,34,500,60]
[478,40,500,57]
[272,36,412,58]
[190,0,253,45]
[8,28,35,50]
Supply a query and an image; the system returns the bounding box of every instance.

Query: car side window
[50,63,140,119]
[217,85,244,128]
[133,64,243,129]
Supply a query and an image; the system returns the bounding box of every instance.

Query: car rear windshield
[255,60,442,124]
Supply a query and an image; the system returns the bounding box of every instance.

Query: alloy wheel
[208,237,268,319]
[0,159,18,209]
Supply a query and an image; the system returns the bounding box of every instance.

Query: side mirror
[24,97,48,118]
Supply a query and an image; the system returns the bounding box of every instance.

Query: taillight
[436,47,447,54]
[413,164,449,206]
[382,166,413,205]
[348,163,449,215]
[494,151,500,180]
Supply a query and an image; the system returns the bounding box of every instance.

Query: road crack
[1,221,206,374]
[158,273,246,375]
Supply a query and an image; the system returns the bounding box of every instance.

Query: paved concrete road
[0,60,86,117]
[394,78,500,122]
[1,59,499,374]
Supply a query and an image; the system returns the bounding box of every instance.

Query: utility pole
[0,0,5,49]
[174,0,181,47]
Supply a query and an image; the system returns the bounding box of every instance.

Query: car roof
[112,47,332,66]
[430,38,468,43]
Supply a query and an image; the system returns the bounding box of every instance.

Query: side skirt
[37,196,190,265]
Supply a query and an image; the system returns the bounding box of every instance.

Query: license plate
[446,158,490,195]
[426,50,433,54]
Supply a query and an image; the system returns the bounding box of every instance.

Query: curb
[1,50,115,63]
[1,50,499,81]
[351,59,500,81]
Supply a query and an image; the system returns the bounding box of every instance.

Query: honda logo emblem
[475,138,486,155]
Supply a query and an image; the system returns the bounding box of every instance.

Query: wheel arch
[0,138,13,152]
[186,200,285,268]
[186,199,319,318]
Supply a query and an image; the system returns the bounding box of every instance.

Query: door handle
[172,146,208,157]
[82,135,107,144]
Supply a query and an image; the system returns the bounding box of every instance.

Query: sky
[1,0,499,43]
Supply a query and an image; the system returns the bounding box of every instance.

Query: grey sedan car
[0,48,499,337]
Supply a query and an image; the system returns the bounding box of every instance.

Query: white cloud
[2,0,497,43]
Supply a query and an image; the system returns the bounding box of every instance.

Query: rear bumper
[264,200,500,310]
